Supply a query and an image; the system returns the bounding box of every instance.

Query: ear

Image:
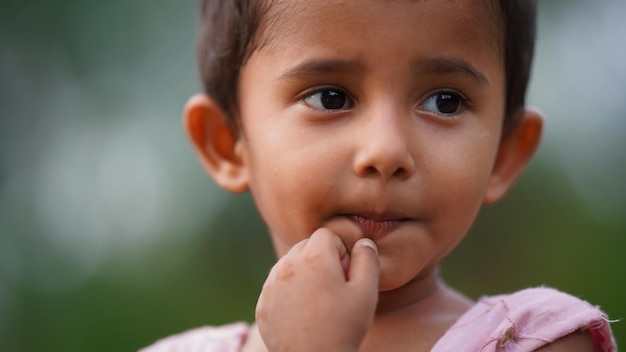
[184,94,249,193]
[484,108,543,204]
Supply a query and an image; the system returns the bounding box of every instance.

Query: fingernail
[357,238,378,254]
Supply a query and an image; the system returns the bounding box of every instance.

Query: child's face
[235,0,505,291]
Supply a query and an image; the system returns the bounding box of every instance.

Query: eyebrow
[278,56,489,86]
[279,59,365,80]
[412,56,490,86]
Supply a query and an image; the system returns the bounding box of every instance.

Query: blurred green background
[1,0,624,350]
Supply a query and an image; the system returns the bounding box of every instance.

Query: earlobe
[484,108,543,204]
[184,94,249,193]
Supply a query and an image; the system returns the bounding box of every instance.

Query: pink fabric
[140,287,617,351]
[139,322,249,352]
[431,287,616,351]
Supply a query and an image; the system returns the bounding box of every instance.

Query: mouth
[348,214,410,240]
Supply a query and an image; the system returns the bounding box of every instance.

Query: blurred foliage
[0,0,624,351]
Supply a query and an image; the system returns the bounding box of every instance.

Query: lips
[349,214,408,240]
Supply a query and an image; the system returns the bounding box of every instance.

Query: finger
[304,228,349,278]
[340,251,351,280]
[306,228,348,257]
[348,238,380,291]
[288,237,309,254]
[266,239,303,284]
[266,240,303,285]
[264,260,280,285]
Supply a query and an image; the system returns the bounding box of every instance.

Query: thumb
[348,238,380,290]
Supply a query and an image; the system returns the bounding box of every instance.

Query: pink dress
[140,287,617,351]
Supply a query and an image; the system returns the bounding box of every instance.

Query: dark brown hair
[197,0,537,134]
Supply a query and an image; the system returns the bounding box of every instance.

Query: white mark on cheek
[478,132,491,139]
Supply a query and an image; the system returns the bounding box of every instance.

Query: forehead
[257,0,503,60]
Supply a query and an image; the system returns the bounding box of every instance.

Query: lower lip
[350,215,404,240]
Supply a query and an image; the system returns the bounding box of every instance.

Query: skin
[184,0,591,350]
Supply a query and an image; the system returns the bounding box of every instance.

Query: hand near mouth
[256,228,380,352]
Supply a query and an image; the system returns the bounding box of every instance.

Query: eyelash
[417,90,470,118]
[301,86,471,118]
[302,87,354,112]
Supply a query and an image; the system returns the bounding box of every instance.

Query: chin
[376,263,415,292]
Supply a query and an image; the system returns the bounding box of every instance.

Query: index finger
[304,228,350,278]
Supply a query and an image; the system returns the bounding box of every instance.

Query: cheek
[245,136,344,251]
[428,133,498,228]
[248,118,346,197]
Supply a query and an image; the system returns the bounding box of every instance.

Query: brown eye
[419,91,466,116]
[435,93,460,114]
[304,88,353,111]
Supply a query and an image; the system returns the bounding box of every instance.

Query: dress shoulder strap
[139,322,250,352]
[432,287,616,351]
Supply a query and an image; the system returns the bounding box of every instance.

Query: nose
[352,106,416,181]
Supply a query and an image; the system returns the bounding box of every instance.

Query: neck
[374,267,445,315]
[360,269,473,352]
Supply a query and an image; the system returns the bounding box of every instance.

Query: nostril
[363,166,378,176]
[360,165,409,179]
[393,167,407,178]
[353,147,415,179]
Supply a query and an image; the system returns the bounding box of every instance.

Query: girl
[143,0,616,350]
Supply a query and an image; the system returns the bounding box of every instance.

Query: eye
[304,88,353,111]
[419,91,467,116]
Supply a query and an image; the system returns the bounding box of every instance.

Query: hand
[256,228,380,352]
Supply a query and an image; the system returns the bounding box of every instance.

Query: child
[143,0,617,351]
